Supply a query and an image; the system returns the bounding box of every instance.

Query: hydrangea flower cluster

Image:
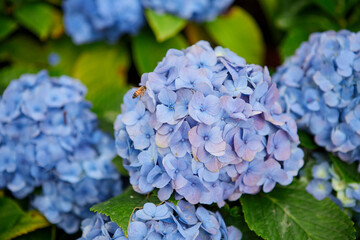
[0,70,121,233]
[114,41,304,206]
[142,0,234,22]
[273,30,360,164]
[63,0,144,44]
[79,200,242,240]
[306,153,360,212]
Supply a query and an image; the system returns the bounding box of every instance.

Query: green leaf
[166,194,179,206]
[46,37,81,76]
[274,1,312,30]
[348,5,360,31]
[90,187,161,236]
[241,181,355,240]
[112,156,129,177]
[276,13,340,32]
[280,28,310,61]
[0,210,50,240]
[0,197,50,240]
[14,3,62,39]
[72,42,130,122]
[145,9,187,42]
[184,23,213,45]
[0,197,24,236]
[298,130,318,150]
[219,204,261,240]
[132,29,188,74]
[0,64,40,94]
[205,6,265,65]
[312,0,359,18]
[311,0,339,18]
[14,227,52,240]
[0,34,47,65]
[258,0,278,20]
[344,0,360,13]
[330,154,360,184]
[0,17,18,41]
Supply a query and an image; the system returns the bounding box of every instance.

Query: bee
[63,110,67,125]
[132,86,146,99]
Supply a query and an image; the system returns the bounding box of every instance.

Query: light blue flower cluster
[79,200,242,240]
[273,30,360,164]
[63,0,144,44]
[142,0,234,22]
[114,41,304,206]
[0,70,121,233]
[306,153,360,212]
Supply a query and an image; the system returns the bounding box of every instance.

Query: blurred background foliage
[0,0,360,239]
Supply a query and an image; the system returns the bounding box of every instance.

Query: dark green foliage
[241,181,355,240]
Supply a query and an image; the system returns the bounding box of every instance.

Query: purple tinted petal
[204,95,221,116]
[136,210,153,221]
[197,124,211,137]
[158,88,177,105]
[242,147,257,161]
[272,169,289,184]
[205,141,226,156]
[188,126,202,148]
[209,126,223,144]
[263,179,276,193]
[121,111,139,126]
[243,172,261,186]
[154,204,170,219]
[128,221,147,240]
[156,104,174,123]
[158,184,173,201]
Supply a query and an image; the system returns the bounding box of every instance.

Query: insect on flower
[132,86,146,99]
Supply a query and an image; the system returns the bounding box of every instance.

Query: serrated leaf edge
[240,189,356,240]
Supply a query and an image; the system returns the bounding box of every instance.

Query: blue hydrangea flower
[63,0,145,44]
[306,179,333,201]
[0,70,121,233]
[306,153,360,210]
[273,30,360,165]
[142,0,234,22]
[114,41,304,205]
[79,200,242,240]
[48,52,60,66]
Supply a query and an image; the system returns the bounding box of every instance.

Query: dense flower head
[306,153,360,212]
[0,70,121,233]
[114,41,304,206]
[273,30,360,164]
[79,200,242,240]
[63,0,144,44]
[142,0,234,22]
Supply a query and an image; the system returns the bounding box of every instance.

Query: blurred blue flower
[306,179,333,201]
[142,0,234,22]
[312,161,331,180]
[48,52,60,66]
[306,153,360,212]
[79,200,242,239]
[115,41,303,205]
[273,30,360,165]
[63,0,145,44]
[0,70,121,234]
